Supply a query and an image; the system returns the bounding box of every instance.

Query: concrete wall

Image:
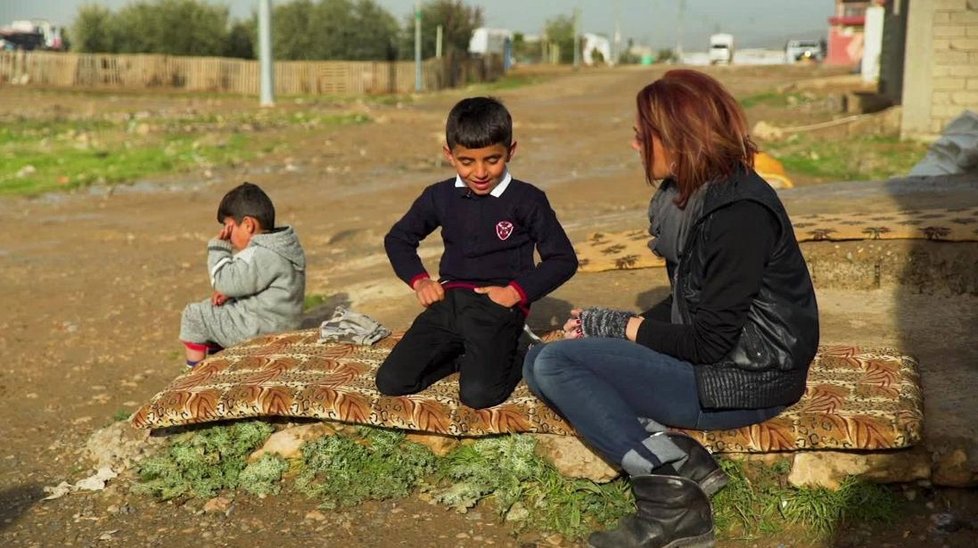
[901,0,978,140]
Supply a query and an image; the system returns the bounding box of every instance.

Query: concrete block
[960,10,978,22]
[950,37,978,50]
[967,22,978,37]
[933,91,953,104]
[933,51,970,64]
[802,240,978,295]
[934,0,966,9]
[951,90,978,104]
[934,24,967,37]
[933,77,967,91]
[967,78,978,90]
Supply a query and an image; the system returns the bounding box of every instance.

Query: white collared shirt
[454,170,512,197]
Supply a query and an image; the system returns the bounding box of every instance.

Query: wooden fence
[0,51,504,95]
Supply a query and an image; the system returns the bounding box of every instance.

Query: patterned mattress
[576,206,978,272]
[131,330,923,453]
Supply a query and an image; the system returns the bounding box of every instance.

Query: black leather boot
[664,432,728,497]
[588,475,715,548]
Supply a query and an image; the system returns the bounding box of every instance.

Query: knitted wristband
[580,307,633,339]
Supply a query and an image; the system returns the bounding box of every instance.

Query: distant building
[469,28,511,56]
[826,0,873,66]
[581,33,612,65]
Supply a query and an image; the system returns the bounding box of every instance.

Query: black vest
[675,169,820,409]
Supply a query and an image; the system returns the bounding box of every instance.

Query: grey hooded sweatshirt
[179,226,306,348]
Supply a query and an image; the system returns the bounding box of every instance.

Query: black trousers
[375,289,525,409]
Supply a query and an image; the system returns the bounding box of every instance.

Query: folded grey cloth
[318,306,391,345]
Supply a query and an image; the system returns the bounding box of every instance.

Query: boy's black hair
[445,96,512,150]
[216,182,275,230]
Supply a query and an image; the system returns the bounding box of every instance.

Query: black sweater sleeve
[635,201,779,364]
[384,187,440,286]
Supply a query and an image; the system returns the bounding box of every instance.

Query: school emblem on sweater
[496,221,514,241]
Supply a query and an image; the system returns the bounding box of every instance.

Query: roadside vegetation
[0,99,371,196]
[739,89,930,184]
[131,420,902,543]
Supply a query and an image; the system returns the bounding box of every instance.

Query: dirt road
[1,65,972,547]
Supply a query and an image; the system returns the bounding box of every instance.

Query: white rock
[532,434,619,483]
[787,447,931,490]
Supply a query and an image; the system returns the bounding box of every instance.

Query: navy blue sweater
[384,177,578,305]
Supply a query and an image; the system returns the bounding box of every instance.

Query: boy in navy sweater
[377,96,578,409]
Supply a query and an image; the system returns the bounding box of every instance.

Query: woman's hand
[562,308,583,339]
[625,316,644,342]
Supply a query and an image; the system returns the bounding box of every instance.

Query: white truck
[708,33,734,65]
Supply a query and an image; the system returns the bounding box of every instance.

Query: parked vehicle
[785,39,824,63]
[709,33,734,65]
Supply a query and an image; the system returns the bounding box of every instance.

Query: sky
[0,0,836,50]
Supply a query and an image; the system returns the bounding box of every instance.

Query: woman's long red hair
[636,69,757,208]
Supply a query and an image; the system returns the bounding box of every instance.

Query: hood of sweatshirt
[250,225,306,271]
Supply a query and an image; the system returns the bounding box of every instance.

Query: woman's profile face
[632,118,673,181]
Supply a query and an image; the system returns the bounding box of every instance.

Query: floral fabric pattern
[132,331,923,453]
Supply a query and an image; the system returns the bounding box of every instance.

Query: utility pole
[436,24,443,59]
[258,0,274,107]
[613,0,621,65]
[414,1,423,92]
[675,0,685,63]
[572,6,581,69]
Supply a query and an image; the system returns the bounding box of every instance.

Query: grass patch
[467,73,553,93]
[713,458,901,541]
[0,105,370,196]
[295,426,437,508]
[433,435,633,538]
[303,294,329,311]
[132,422,902,541]
[739,91,813,109]
[762,134,930,183]
[132,421,274,500]
[112,409,132,422]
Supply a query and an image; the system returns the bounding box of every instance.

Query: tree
[113,0,231,56]
[70,4,119,53]
[399,0,484,59]
[70,0,231,56]
[544,14,575,64]
[224,18,256,59]
[272,0,398,61]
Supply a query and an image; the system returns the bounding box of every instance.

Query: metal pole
[676,0,685,63]
[258,0,274,107]
[613,0,621,65]
[572,6,581,68]
[414,1,423,92]
[436,24,443,59]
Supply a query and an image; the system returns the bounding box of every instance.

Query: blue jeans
[523,338,784,467]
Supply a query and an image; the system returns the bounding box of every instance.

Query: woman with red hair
[523,69,819,547]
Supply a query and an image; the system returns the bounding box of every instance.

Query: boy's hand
[211,291,229,306]
[475,285,522,308]
[217,222,233,241]
[413,278,445,307]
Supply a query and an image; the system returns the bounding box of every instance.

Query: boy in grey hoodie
[179,182,306,368]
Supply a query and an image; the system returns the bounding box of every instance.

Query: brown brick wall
[927,2,978,133]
